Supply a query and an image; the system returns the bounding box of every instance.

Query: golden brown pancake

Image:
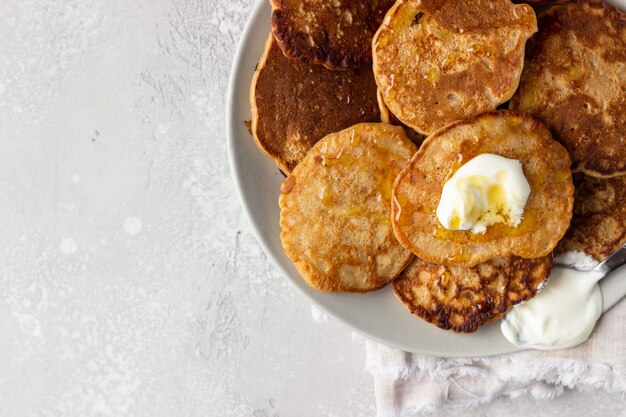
[556,173,626,261]
[391,111,574,267]
[393,255,552,333]
[372,0,537,134]
[376,88,425,146]
[279,123,416,292]
[510,0,626,177]
[250,34,380,173]
[270,0,395,70]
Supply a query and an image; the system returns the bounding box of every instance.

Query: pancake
[393,255,552,333]
[374,0,398,25]
[512,0,567,4]
[372,0,537,134]
[377,88,425,146]
[510,0,626,177]
[250,34,380,173]
[279,123,416,292]
[556,173,626,261]
[391,111,574,267]
[270,0,395,70]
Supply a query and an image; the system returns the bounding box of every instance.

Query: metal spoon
[595,245,626,313]
[594,244,626,275]
[558,244,626,311]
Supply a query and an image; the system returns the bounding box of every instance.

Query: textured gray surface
[0,0,625,416]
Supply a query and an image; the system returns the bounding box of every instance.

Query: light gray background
[1,0,625,415]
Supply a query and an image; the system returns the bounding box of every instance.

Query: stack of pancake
[248,0,626,333]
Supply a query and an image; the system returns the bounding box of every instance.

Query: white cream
[554,250,599,271]
[436,154,531,234]
[501,267,604,350]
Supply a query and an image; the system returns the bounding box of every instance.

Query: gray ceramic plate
[227,0,626,357]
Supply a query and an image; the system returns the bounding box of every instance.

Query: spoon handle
[594,244,626,274]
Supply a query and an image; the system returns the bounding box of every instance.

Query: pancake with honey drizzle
[376,89,425,146]
[393,255,552,333]
[372,0,537,135]
[270,0,395,70]
[279,123,416,292]
[391,111,574,267]
[250,34,380,173]
[510,0,626,177]
[556,173,626,262]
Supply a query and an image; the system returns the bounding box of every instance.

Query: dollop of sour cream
[501,266,604,350]
[436,154,531,234]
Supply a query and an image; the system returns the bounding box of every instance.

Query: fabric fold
[366,301,626,415]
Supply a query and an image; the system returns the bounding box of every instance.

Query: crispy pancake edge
[270,0,393,70]
[393,255,552,333]
[556,173,626,261]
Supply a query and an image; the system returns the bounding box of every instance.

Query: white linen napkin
[365,299,626,415]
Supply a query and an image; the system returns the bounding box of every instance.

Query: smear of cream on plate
[502,252,604,350]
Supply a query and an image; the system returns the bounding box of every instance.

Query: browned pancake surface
[376,88,425,146]
[391,111,574,267]
[373,0,537,134]
[512,0,568,4]
[270,0,395,70]
[556,173,626,261]
[394,256,552,333]
[250,35,380,173]
[280,123,416,292]
[510,0,626,177]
